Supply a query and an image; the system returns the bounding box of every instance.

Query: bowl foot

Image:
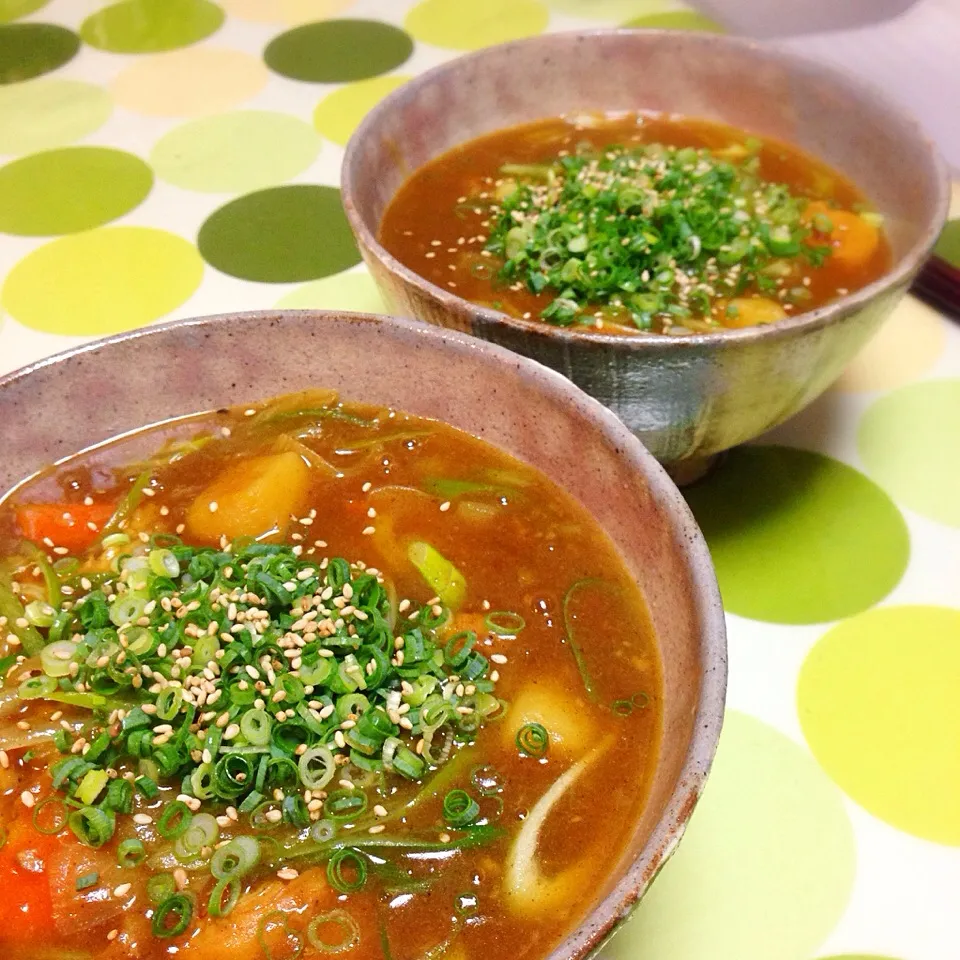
[663,454,720,487]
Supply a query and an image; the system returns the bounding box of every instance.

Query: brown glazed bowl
[0,311,726,959]
[341,29,949,472]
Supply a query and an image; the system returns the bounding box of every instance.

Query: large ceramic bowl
[341,29,949,471]
[0,310,726,959]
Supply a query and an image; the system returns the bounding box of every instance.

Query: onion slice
[505,738,611,915]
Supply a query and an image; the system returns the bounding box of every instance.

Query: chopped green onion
[484,611,525,636]
[442,789,480,828]
[75,769,109,805]
[75,871,99,892]
[307,910,361,954]
[211,836,261,880]
[173,812,219,862]
[32,795,68,835]
[208,877,242,918]
[18,674,58,700]
[324,789,368,821]
[299,745,336,791]
[156,800,192,840]
[258,911,304,960]
[24,600,56,628]
[117,838,147,868]
[240,709,272,746]
[152,892,195,938]
[135,774,159,799]
[149,548,180,578]
[68,805,115,848]
[326,847,367,893]
[408,541,465,609]
[310,819,337,844]
[516,722,549,759]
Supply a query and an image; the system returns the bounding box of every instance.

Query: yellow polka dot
[112,47,268,118]
[547,0,670,20]
[949,179,960,219]
[405,0,547,51]
[1,227,203,335]
[798,605,960,845]
[313,74,410,146]
[834,295,947,393]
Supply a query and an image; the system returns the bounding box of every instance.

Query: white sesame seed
[277,867,299,881]
[265,809,283,823]
[439,501,451,512]
[208,501,218,513]
[20,790,35,808]
[113,883,132,898]
[362,526,375,536]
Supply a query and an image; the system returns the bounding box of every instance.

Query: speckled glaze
[341,30,949,466]
[0,310,725,960]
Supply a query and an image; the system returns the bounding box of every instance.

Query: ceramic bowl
[341,29,949,472]
[0,310,726,959]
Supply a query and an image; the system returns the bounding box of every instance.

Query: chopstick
[911,255,960,322]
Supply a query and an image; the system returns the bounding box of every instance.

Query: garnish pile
[484,141,833,330]
[27,539,499,829]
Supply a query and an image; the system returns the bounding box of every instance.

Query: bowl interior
[346,29,943,276]
[0,311,726,959]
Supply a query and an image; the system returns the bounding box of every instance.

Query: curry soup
[380,113,892,335]
[0,390,661,960]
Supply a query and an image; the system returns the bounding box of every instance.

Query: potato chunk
[187,452,310,542]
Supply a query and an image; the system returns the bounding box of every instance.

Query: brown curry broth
[379,114,891,334]
[0,401,661,960]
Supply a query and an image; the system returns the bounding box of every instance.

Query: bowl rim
[0,308,728,958]
[342,27,951,351]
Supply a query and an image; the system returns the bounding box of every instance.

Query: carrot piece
[15,502,115,554]
[0,818,60,942]
[804,201,881,268]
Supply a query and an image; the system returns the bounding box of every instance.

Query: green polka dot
[198,184,360,283]
[0,79,112,154]
[313,74,411,146]
[80,0,224,54]
[405,0,547,50]
[0,147,153,236]
[624,10,725,30]
[1,226,203,334]
[933,219,960,269]
[858,378,960,527]
[604,711,855,960]
[264,20,412,83]
[275,270,387,312]
[546,0,669,22]
[0,23,79,84]
[799,605,960,845]
[684,446,909,624]
[0,0,49,23]
[150,111,320,194]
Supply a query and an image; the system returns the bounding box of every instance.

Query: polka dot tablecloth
[0,3,959,960]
